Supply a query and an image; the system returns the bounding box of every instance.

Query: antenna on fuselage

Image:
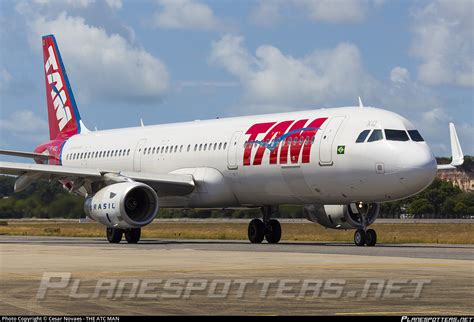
[358,97,364,108]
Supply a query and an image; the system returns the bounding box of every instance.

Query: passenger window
[180,145,183,152]
[187,145,190,152]
[174,146,178,153]
[356,130,371,143]
[408,130,424,142]
[218,143,222,150]
[204,144,207,151]
[367,129,383,142]
[199,144,202,151]
[223,142,227,149]
[385,129,409,141]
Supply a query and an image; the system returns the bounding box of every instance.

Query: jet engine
[303,203,380,229]
[84,182,159,229]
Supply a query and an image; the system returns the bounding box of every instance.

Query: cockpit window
[367,129,383,142]
[356,130,371,143]
[385,129,409,141]
[408,130,424,142]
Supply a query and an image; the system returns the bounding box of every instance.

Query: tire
[264,219,282,244]
[125,228,141,244]
[354,229,366,246]
[248,219,265,243]
[106,227,123,243]
[366,229,377,246]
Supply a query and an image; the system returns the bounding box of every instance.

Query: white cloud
[151,0,220,30]
[0,110,48,144]
[390,66,410,84]
[209,34,378,110]
[411,0,474,87]
[208,35,473,156]
[251,0,383,26]
[28,13,169,104]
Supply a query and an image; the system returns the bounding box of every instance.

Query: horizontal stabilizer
[0,149,51,160]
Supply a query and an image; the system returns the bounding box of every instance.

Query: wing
[0,161,195,196]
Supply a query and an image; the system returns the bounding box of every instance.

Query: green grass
[0,221,472,244]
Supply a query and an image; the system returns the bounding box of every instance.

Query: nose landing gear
[353,202,377,246]
[247,205,282,244]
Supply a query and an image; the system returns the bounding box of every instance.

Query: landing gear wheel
[264,219,281,244]
[248,218,265,243]
[365,229,377,246]
[354,229,366,246]
[125,228,141,244]
[106,227,123,243]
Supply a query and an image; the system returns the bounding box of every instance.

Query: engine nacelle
[84,182,159,229]
[303,203,379,229]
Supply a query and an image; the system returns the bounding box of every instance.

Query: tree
[408,199,434,217]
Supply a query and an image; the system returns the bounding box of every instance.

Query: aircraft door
[227,131,242,170]
[319,116,345,165]
[133,138,147,172]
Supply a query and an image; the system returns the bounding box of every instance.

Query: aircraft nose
[398,144,437,193]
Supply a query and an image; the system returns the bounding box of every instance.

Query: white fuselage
[60,106,437,208]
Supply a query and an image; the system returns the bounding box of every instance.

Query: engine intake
[84,182,159,229]
[303,203,379,229]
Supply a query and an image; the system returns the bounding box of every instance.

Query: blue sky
[0,0,472,156]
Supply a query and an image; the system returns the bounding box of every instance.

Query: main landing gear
[354,228,377,246]
[106,227,141,244]
[248,205,282,244]
[353,202,377,246]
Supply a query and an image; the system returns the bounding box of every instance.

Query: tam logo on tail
[45,45,72,131]
[42,35,81,140]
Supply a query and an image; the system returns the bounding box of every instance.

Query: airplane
[0,35,465,246]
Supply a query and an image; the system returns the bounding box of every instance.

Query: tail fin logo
[45,45,72,131]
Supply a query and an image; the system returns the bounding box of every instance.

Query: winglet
[358,96,364,108]
[437,123,464,170]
